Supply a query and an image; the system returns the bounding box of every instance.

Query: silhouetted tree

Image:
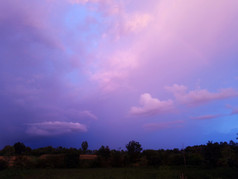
[126,140,142,163]
[14,142,26,155]
[31,146,55,156]
[110,150,124,167]
[97,145,110,159]
[1,145,15,156]
[81,141,88,153]
[143,150,162,166]
[204,141,221,167]
[229,140,236,146]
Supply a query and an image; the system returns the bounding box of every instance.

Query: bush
[0,159,8,170]
[36,155,65,168]
[14,156,35,169]
[64,153,79,168]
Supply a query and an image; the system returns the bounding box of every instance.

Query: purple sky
[0,0,238,150]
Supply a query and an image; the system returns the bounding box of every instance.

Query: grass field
[0,167,238,179]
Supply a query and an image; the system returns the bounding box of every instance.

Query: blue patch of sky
[215,115,238,133]
[64,70,86,85]
[62,5,108,84]
[64,5,105,52]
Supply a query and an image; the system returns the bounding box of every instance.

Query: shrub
[0,159,8,170]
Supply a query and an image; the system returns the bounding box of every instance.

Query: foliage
[64,152,79,168]
[1,146,15,156]
[126,140,142,163]
[14,156,35,169]
[0,160,8,170]
[81,141,88,153]
[13,142,26,155]
[1,138,238,169]
[97,146,110,159]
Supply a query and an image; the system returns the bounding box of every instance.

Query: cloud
[69,0,122,16]
[65,109,98,120]
[79,110,98,120]
[144,120,184,131]
[106,12,152,40]
[26,121,87,136]
[0,0,238,149]
[232,108,238,115]
[130,93,174,116]
[166,84,238,106]
[226,104,238,115]
[90,50,139,91]
[190,114,222,120]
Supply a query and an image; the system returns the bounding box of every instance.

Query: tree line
[1,139,238,170]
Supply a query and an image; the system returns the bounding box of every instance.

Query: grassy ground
[0,167,238,179]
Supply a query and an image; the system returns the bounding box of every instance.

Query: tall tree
[13,142,26,155]
[98,145,110,159]
[81,141,88,153]
[126,140,142,162]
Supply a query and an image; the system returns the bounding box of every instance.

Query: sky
[0,0,238,150]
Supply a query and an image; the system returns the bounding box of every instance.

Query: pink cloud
[70,0,238,94]
[130,93,174,116]
[26,121,87,136]
[36,105,98,121]
[66,110,98,120]
[90,50,139,91]
[166,84,238,106]
[227,104,238,115]
[232,108,238,115]
[79,110,98,120]
[144,120,184,131]
[105,12,152,40]
[68,0,152,92]
[190,114,222,120]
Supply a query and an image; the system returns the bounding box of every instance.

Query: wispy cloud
[190,114,222,120]
[66,109,98,120]
[144,120,184,131]
[130,93,174,116]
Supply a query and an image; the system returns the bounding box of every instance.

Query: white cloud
[26,121,87,136]
[130,93,174,116]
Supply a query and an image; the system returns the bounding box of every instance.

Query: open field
[0,167,238,179]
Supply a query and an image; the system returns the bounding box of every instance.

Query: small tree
[81,141,88,153]
[14,142,26,155]
[126,140,142,163]
[98,145,110,159]
[2,145,15,156]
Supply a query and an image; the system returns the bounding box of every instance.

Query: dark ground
[1,167,238,179]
